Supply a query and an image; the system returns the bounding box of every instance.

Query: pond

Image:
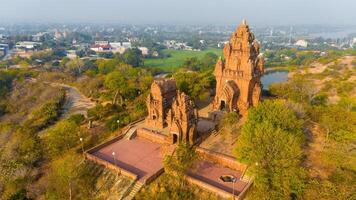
[261,71,289,89]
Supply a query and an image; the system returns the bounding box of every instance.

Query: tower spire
[242,19,247,26]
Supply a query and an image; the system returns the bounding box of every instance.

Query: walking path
[51,82,96,118]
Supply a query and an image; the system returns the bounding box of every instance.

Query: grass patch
[144,48,222,71]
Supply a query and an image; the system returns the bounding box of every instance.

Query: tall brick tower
[213,20,264,115]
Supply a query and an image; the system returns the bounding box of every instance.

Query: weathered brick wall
[185,175,234,199]
[136,128,170,144]
[196,147,247,172]
[85,153,138,180]
[143,168,165,184]
[86,134,126,154]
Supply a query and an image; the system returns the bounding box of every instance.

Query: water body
[261,71,289,89]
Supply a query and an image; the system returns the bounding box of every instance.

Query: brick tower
[213,20,264,115]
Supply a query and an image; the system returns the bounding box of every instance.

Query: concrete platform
[91,137,164,181]
[188,160,248,195]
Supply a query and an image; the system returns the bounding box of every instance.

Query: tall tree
[235,100,305,200]
[104,71,128,105]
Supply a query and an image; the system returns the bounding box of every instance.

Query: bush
[0,103,7,116]
[45,120,81,157]
[68,114,85,125]
[25,90,65,131]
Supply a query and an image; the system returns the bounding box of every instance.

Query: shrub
[68,114,85,125]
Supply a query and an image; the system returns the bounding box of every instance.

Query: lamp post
[232,176,237,199]
[112,151,117,166]
[117,120,120,128]
[79,137,84,155]
[112,151,119,177]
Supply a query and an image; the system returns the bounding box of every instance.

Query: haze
[1,0,355,25]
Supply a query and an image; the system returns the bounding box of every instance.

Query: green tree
[65,57,84,75]
[182,57,200,71]
[163,143,198,182]
[201,52,218,70]
[123,48,143,67]
[104,71,128,105]
[318,105,356,141]
[45,120,81,157]
[235,100,306,200]
[46,153,81,200]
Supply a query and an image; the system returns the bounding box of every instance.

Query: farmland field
[144,48,222,71]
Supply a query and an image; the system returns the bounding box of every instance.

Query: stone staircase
[124,127,137,140]
[123,181,144,200]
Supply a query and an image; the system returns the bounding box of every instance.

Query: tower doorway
[172,133,178,144]
[220,100,226,111]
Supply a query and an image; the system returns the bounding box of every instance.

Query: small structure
[295,39,308,48]
[146,78,199,145]
[167,92,198,144]
[213,20,264,115]
[146,79,177,129]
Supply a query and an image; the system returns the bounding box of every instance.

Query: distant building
[0,47,5,57]
[218,41,229,48]
[90,43,112,52]
[94,41,109,45]
[32,32,48,42]
[138,47,149,55]
[66,50,77,59]
[0,44,9,56]
[54,30,62,40]
[63,30,69,38]
[91,41,134,54]
[295,40,308,48]
[352,38,356,46]
[15,41,41,50]
[164,40,193,50]
[111,42,128,54]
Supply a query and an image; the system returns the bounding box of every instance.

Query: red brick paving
[92,137,163,181]
[188,160,248,195]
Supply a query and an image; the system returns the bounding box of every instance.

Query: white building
[295,40,308,48]
[138,47,149,55]
[15,41,41,50]
[32,32,48,42]
[95,41,109,45]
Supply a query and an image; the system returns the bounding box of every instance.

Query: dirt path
[50,83,96,119]
[28,78,96,119]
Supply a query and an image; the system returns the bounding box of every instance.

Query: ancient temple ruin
[213,20,264,115]
[167,92,198,145]
[146,79,177,128]
[145,79,198,144]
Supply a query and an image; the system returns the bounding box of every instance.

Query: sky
[0,0,355,26]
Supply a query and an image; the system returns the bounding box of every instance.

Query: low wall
[185,175,234,199]
[196,147,247,172]
[85,152,138,180]
[86,134,126,154]
[236,179,253,200]
[143,167,165,184]
[136,128,170,144]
